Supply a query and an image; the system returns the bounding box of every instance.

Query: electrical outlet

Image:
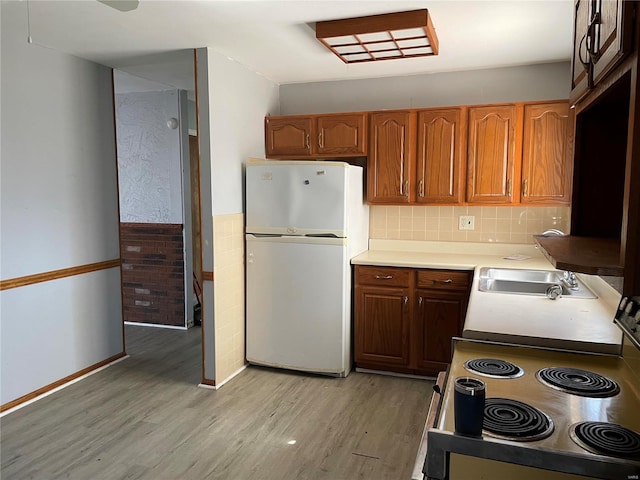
[459,215,475,230]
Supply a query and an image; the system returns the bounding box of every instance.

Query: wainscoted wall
[1,1,123,407]
[213,214,246,383]
[370,206,571,243]
[120,223,185,327]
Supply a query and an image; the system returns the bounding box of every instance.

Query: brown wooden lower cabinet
[355,285,411,370]
[414,290,468,376]
[354,265,471,376]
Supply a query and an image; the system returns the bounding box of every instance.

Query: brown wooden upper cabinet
[570,0,635,105]
[521,102,573,205]
[368,108,465,205]
[265,113,367,159]
[265,117,313,157]
[466,105,518,204]
[416,108,465,204]
[367,111,415,204]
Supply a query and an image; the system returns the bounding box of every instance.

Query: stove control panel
[614,296,640,349]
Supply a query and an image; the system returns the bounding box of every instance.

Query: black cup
[454,377,486,437]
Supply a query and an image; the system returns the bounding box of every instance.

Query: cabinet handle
[418,180,424,198]
[318,132,323,148]
[587,11,601,60]
[578,33,590,71]
[404,296,409,310]
[404,180,409,197]
[375,275,393,280]
[523,179,529,197]
[433,279,453,285]
[399,145,406,196]
[305,134,310,150]
[418,296,423,307]
[506,178,512,197]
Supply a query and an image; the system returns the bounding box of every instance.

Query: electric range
[419,309,640,480]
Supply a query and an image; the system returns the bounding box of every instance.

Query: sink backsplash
[369,206,571,244]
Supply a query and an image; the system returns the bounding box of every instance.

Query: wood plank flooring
[1,325,434,480]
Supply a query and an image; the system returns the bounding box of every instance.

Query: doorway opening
[111,50,203,371]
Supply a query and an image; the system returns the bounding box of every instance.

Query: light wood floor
[1,325,433,480]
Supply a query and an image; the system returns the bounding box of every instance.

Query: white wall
[115,90,184,223]
[208,50,280,215]
[0,1,123,405]
[201,49,279,385]
[279,62,571,114]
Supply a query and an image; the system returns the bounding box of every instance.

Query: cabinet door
[354,285,411,368]
[317,114,367,156]
[467,105,518,204]
[521,103,573,204]
[591,0,634,86]
[570,0,592,104]
[368,111,415,204]
[416,108,464,204]
[265,117,312,157]
[415,289,467,376]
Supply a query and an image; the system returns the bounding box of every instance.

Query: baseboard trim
[355,367,435,381]
[199,378,216,388]
[124,321,187,330]
[197,383,217,390]
[213,365,247,389]
[1,352,128,415]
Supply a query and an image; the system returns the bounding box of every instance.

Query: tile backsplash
[370,206,571,243]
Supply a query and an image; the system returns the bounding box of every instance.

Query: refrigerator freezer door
[246,234,351,375]
[246,161,350,237]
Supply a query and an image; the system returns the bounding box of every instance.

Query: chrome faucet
[538,229,579,290]
[562,271,579,290]
[541,229,566,236]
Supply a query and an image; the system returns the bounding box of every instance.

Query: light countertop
[352,240,623,355]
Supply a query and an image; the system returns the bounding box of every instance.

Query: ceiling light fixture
[315,9,439,64]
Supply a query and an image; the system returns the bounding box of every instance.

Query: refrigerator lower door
[246,234,351,376]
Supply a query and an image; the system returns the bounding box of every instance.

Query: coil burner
[570,422,640,459]
[482,398,554,441]
[464,358,524,379]
[536,367,620,397]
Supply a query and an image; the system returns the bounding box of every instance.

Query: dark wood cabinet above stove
[570,0,635,105]
[540,1,640,295]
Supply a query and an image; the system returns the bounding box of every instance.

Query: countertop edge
[463,329,623,356]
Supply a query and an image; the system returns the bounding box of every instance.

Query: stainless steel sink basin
[477,267,597,299]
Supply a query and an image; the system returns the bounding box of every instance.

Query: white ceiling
[21,0,574,90]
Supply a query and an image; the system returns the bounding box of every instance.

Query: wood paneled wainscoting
[120,223,185,327]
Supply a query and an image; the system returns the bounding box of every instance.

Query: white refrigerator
[245,159,369,377]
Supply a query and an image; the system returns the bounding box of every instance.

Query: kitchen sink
[477,267,597,299]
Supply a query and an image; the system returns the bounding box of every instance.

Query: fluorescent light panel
[316,9,439,64]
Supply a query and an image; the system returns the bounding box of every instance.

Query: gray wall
[207,50,280,216]
[279,62,571,114]
[0,1,123,405]
[115,90,184,223]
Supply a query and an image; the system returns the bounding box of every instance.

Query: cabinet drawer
[355,266,411,287]
[416,269,471,290]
